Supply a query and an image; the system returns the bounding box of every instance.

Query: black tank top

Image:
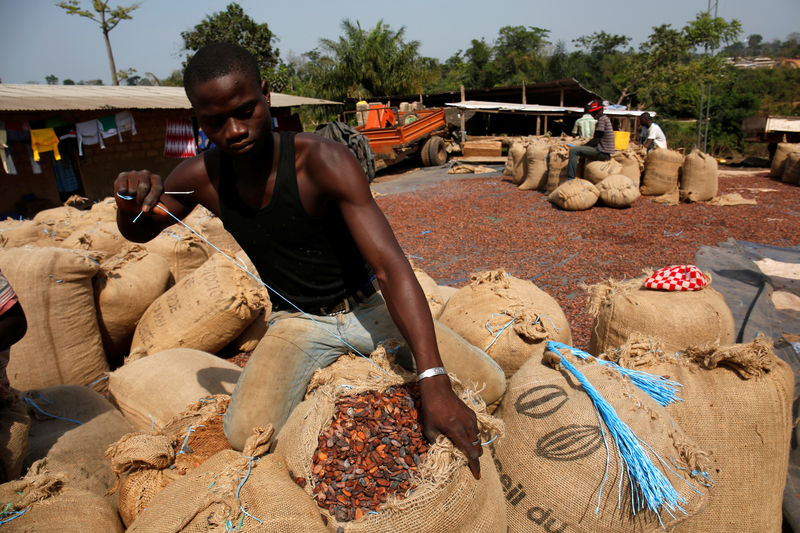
[216,132,374,311]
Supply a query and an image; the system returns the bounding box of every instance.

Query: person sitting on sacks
[566,99,615,179]
[0,270,26,405]
[113,42,489,478]
[637,112,667,152]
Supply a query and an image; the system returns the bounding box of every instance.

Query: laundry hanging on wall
[164,119,196,158]
[115,111,137,138]
[76,119,105,155]
[30,128,61,162]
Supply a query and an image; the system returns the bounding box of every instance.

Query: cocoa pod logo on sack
[536,424,604,461]
[514,385,568,419]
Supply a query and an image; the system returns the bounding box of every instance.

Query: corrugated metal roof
[447,100,654,117]
[0,84,340,111]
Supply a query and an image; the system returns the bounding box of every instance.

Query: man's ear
[261,79,271,105]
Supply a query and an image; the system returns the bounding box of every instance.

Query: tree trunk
[103,30,118,85]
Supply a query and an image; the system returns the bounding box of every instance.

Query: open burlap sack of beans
[106,395,250,527]
[0,395,30,482]
[582,159,623,185]
[60,221,127,256]
[0,247,109,392]
[0,463,123,532]
[492,349,711,532]
[143,224,210,282]
[679,149,718,202]
[585,271,735,356]
[439,270,571,379]
[640,148,684,196]
[612,148,645,186]
[596,174,640,208]
[782,150,800,184]
[770,142,798,177]
[22,385,133,510]
[519,140,549,191]
[548,178,599,210]
[94,244,172,363]
[601,335,794,533]
[130,251,269,358]
[544,143,570,193]
[108,348,242,431]
[274,348,506,532]
[507,141,528,185]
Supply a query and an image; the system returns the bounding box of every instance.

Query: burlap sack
[108,348,241,431]
[0,220,45,248]
[31,205,86,226]
[596,174,640,208]
[679,149,718,202]
[0,247,108,392]
[0,397,30,482]
[439,270,572,379]
[601,336,794,533]
[274,350,506,533]
[60,221,126,256]
[545,143,570,193]
[0,465,123,532]
[586,273,735,356]
[22,385,133,508]
[144,225,210,282]
[612,149,645,186]
[641,148,684,196]
[182,204,244,257]
[781,150,800,184]
[127,450,328,532]
[86,196,119,223]
[583,159,623,185]
[94,245,172,362]
[508,141,528,185]
[548,179,599,211]
[227,307,270,353]
[770,142,798,177]
[519,141,549,191]
[130,252,268,358]
[414,267,445,319]
[439,284,459,307]
[493,352,710,532]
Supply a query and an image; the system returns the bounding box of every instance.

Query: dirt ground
[372,164,800,351]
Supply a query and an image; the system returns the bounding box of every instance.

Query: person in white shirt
[638,113,667,151]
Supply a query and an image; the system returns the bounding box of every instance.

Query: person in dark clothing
[566,100,615,179]
[0,271,26,404]
[113,43,498,478]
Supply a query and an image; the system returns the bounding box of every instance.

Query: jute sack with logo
[108,348,241,431]
[0,465,123,532]
[274,350,506,533]
[508,141,528,185]
[597,174,640,208]
[0,247,108,392]
[679,149,718,202]
[781,150,800,185]
[94,245,171,362]
[583,159,623,185]
[586,272,735,356]
[770,142,798,177]
[144,225,210,283]
[0,396,30,482]
[492,354,710,533]
[519,141,549,191]
[640,148,684,196]
[545,143,570,193]
[612,149,645,186]
[439,270,572,379]
[130,252,268,358]
[602,335,794,533]
[548,178,599,211]
[22,385,133,509]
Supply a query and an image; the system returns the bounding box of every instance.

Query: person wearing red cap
[566,100,615,179]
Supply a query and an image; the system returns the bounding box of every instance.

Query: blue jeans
[567,145,611,179]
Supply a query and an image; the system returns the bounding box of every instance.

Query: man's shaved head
[183,42,261,96]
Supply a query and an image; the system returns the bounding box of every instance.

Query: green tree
[45,74,59,85]
[492,26,551,85]
[180,2,280,89]
[57,0,140,85]
[464,38,495,89]
[63,79,76,85]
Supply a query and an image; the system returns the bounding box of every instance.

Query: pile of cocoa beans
[297,384,429,522]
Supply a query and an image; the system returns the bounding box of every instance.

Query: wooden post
[544,115,548,134]
[536,116,541,136]
[560,88,565,107]
[522,81,527,105]
[460,109,466,143]
[460,84,465,102]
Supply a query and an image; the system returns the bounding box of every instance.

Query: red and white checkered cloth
[164,119,197,158]
[644,265,709,291]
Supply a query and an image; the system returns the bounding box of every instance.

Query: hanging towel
[115,111,137,138]
[76,119,105,156]
[98,114,120,140]
[30,128,61,161]
[164,119,196,158]
[51,151,79,193]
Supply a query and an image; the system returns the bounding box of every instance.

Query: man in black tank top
[113,43,502,479]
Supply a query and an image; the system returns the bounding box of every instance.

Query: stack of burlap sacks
[770,142,800,185]
[0,196,793,531]
[504,135,720,210]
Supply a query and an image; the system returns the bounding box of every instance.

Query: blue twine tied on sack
[23,397,83,425]
[484,313,516,351]
[548,341,683,407]
[234,457,262,529]
[547,341,690,524]
[0,506,28,526]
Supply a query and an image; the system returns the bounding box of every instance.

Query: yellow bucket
[614,131,630,150]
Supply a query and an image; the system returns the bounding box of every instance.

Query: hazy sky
[1,0,798,85]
